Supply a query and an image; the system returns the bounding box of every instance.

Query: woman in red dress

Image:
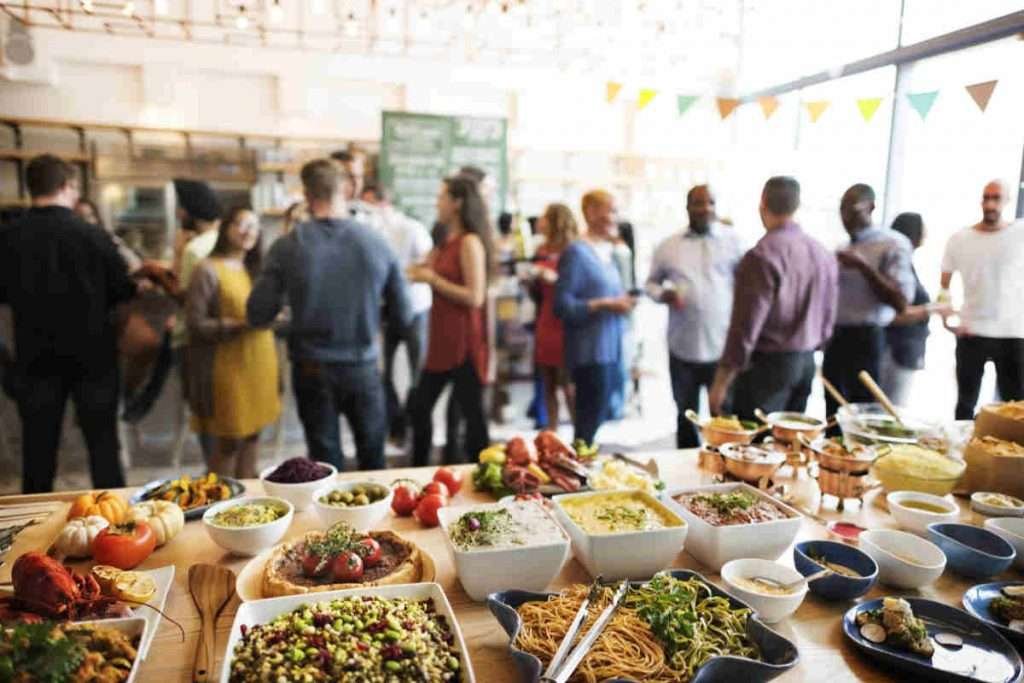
[407,176,494,465]
[532,203,578,428]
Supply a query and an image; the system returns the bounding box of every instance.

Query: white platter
[74,616,148,683]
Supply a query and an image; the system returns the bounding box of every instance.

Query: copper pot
[720,443,786,484]
[686,410,765,448]
[800,435,881,475]
[755,409,827,444]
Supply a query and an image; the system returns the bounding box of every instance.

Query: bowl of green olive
[312,481,393,530]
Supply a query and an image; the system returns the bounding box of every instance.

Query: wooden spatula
[189,563,236,683]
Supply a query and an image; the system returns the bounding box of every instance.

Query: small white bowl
[312,480,393,531]
[202,496,294,557]
[721,558,807,624]
[984,517,1024,569]
[972,492,1024,518]
[859,528,946,589]
[886,491,960,535]
[259,462,337,513]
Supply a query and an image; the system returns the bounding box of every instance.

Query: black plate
[844,597,1023,682]
[964,582,1024,650]
[486,568,799,683]
[130,475,245,520]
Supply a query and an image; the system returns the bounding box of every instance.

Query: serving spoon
[749,567,832,592]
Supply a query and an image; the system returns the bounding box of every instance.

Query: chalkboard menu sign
[379,111,507,226]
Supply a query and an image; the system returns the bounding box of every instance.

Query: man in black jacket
[0,155,138,493]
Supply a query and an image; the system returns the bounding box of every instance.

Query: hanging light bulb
[461,4,474,31]
[235,6,249,30]
[81,0,94,12]
[344,12,359,36]
[419,10,432,33]
[268,0,284,24]
[384,6,399,31]
[122,1,135,16]
[153,0,168,15]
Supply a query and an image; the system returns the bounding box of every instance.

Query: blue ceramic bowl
[793,540,878,601]
[927,522,1016,579]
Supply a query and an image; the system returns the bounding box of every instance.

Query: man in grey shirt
[647,185,745,447]
[822,183,914,417]
[248,160,412,471]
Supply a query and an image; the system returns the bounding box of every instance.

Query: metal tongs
[540,579,630,683]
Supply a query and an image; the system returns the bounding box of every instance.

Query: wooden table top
[0,450,1009,682]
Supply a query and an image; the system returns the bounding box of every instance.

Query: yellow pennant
[606,81,623,103]
[716,97,740,120]
[637,88,658,110]
[804,100,830,123]
[857,97,883,122]
[758,96,779,119]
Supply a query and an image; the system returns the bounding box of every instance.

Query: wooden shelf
[0,148,90,163]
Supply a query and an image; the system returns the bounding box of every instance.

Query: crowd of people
[0,151,1021,493]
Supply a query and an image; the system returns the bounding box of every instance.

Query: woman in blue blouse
[555,190,637,444]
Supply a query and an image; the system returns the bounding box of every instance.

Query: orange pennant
[716,98,740,120]
[804,100,830,123]
[965,80,997,112]
[606,81,623,103]
[637,88,658,110]
[758,96,779,119]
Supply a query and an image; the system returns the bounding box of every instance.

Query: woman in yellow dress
[185,207,280,478]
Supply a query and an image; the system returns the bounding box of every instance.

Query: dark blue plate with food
[964,582,1024,650]
[844,596,1023,682]
[486,569,798,683]
[131,473,244,520]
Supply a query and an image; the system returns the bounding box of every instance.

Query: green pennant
[677,95,699,117]
[906,90,939,120]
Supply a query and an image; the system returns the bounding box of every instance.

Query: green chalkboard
[379,111,507,227]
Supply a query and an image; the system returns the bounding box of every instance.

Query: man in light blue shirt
[646,185,746,447]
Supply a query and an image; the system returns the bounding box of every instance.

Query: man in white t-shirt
[940,180,1024,419]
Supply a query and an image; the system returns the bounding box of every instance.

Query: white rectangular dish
[74,564,173,661]
[665,483,803,571]
[74,616,147,683]
[438,501,570,601]
[552,490,688,580]
[218,582,475,682]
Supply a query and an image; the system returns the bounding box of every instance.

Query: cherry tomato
[414,493,447,527]
[330,551,364,581]
[432,467,464,496]
[391,480,421,517]
[422,481,450,499]
[92,521,156,570]
[356,538,382,567]
[302,553,329,578]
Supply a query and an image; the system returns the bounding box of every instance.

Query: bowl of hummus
[203,496,294,556]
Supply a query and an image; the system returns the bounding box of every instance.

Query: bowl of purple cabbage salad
[260,458,337,512]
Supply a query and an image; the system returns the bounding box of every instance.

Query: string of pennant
[605,80,999,121]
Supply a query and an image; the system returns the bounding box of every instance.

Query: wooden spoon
[189,563,236,683]
[819,374,850,409]
[857,370,903,424]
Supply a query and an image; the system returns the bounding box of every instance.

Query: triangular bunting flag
[907,90,939,120]
[716,98,740,120]
[804,100,830,123]
[758,96,779,119]
[637,88,658,110]
[857,97,883,122]
[965,80,997,112]
[606,81,623,103]
[677,95,699,117]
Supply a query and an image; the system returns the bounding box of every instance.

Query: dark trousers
[822,325,886,417]
[572,362,619,446]
[732,351,816,422]
[410,361,489,467]
[955,335,1024,420]
[669,355,717,448]
[292,360,386,472]
[14,361,125,494]
[383,311,428,438]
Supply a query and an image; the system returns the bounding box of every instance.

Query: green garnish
[594,505,648,529]
[0,622,86,683]
[306,521,360,558]
[450,509,521,549]
[691,491,756,516]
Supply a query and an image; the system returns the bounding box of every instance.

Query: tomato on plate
[356,538,382,567]
[302,552,330,578]
[331,551,364,581]
[391,480,421,517]
[422,481,450,500]
[414,493,447,527]
[92,521,156,570]
[432,467,464,496]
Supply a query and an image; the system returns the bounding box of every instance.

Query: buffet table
[0,449,1009,682]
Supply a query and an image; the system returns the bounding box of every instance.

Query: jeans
[955,335,1024,420]
[410,361,489,466]
[383,311,428,438]
[732,351,816,421]
[292,359,386,472]
[668,356,718,448]
[572,362,619,445]
[12,360,125,494]
[822,325,886,418]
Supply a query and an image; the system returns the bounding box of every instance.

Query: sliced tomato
[92,521,156,570]
[330,551,364,582]
[356,538,382,567]
[302,553,329,578]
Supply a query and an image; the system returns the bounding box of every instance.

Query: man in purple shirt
[709,176,838,419]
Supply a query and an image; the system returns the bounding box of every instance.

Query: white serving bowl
[552,490,688,580]
[720,558,808,624]
[984,517,1024,569]
[664,483,803,571]
[859,528,946,589]
[972,492,1024,518]
[312,480,393,531]
[202,496,294,557]
[437,501,570,601]
[886,490,960,535]
[259,461,337,512]
[78,617,148,683]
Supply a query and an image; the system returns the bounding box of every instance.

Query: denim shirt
[554,240,625,371]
